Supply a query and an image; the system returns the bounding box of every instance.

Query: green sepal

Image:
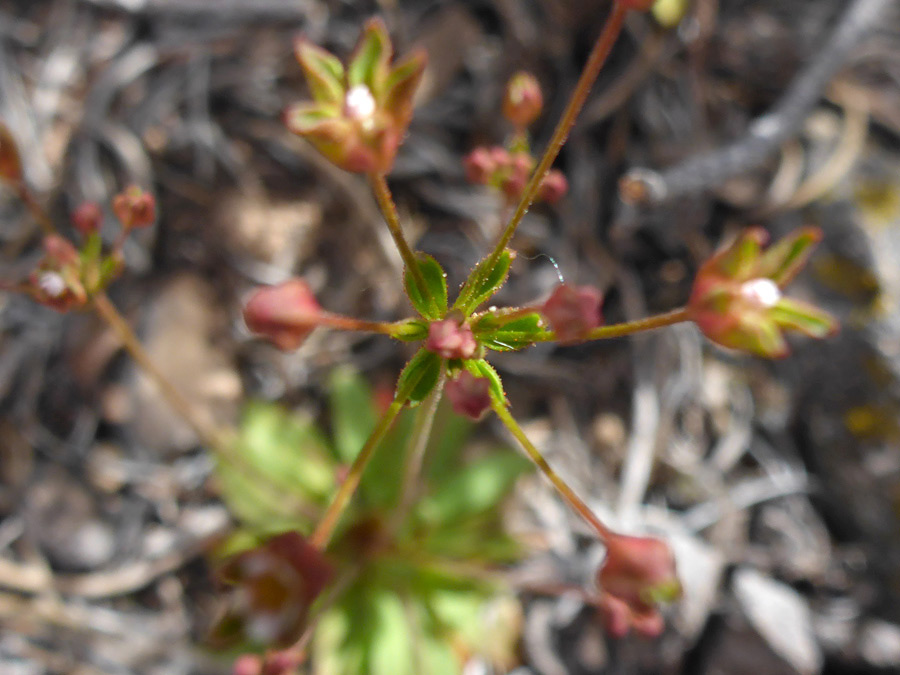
[284,102,341,134]
[733,315,788,359]
[347,18,392,92]
[716,227,764,279]
[80,232,103,264]
[462,358,506,405]
[294,39,346,106]
[383,50,426,123]
[758,226,822,287]
[390,318,429,342]
[396,348,443,407]
[453,249,514,314]
[404,252,448,320]
[472,312,544,352]
[771,296,837,339]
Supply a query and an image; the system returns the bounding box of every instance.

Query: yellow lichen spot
[854,180,900,228]
[652,0,688,28]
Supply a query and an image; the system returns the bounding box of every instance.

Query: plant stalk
[368,172,430,308]
[480,4,629,284]
[491,397,611,540]
[310,372,421,550]
[533,307,691,342]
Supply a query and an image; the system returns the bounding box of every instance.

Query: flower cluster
[23,187,156,312]
[462,71,568,206]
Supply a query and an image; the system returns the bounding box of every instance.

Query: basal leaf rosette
[688,227,838,358]
[286,18,426,174]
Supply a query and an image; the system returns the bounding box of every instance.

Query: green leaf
[368,590,415,675]
[472,312,545,351]
[758,227,822,286]
[453,249,513,314]
[424,402,473,485]
[216,401,336,529]
[328,367,378,464]
[418,451,531,525]
[771,297,838,338]
[294,39,345,106]
[396,348,443,407]
[462,359,506,405]
[347,18,392,92]
[404,253,448,320]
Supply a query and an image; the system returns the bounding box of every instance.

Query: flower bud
[541,284,603,343]
[112,186,156,229]
[243,279,323,351]
[538,170,569,204]
[262,650,301,675]
[463,147,495,185]
[232,655,263,675]
[503,72,543,129]
[595,532,681,638]
[425,318,477,360]
[71,202,103,237]
[445,370,492,420]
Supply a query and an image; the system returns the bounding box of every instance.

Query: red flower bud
[233,655,263,675]
[538,170,569,204]
[243,279,323,351]
[445,370,492,420]
[541,284,603,343]
[503,72,543,129]
[112,186,156,229]
[595,532,681,637]
[463,147,495,184]
[71,202,103,236]
[425,318,477,360]
[262,650,301,675]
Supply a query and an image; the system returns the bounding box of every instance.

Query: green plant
[211,368,529,673]
[0,0,840,672]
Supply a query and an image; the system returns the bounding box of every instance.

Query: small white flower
[38,272,67,298]
[344,84,376,121]
[740,278,781,308]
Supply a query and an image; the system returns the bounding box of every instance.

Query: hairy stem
[534,307,691,342]
[17,184,55,236]
[92,292,316,518]
[317,312,410,336]
[310,373,421,550]
[482,4,629,280]
[92,292,225,447]
[368,172,430,306]
[492,397,611,540]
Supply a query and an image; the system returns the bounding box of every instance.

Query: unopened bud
[538,170,569,204]
[243,278,323,351]
[445,371,492,420]
[72,202,103,236]
[463,147,495,185]
[232,654,263,675]
[112,186,156,229]
[503,72,543,129]
[425,319,477,360]
[541,284,603,343]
